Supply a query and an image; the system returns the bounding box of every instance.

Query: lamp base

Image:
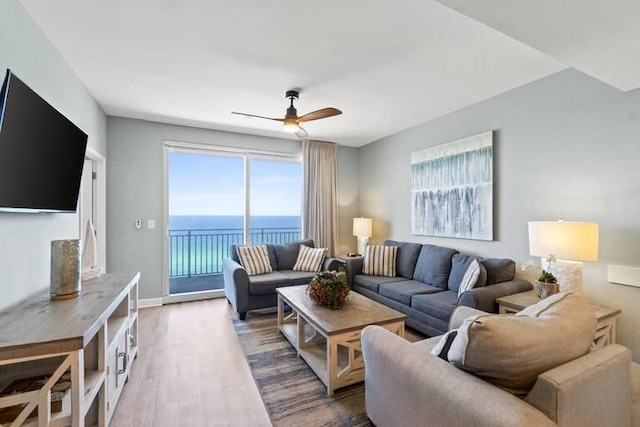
[357,237,369,257]
[541,258,583,293]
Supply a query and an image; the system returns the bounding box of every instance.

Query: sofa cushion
[353,275,406,293]
[430,329,458,361]
[247,271,291,295]
[412,244,458,289]
[457,259,485,297]
[363,245,398,277]
[479,258,515,285]
[383,240,422,279]
[279,270,316,285]
[411,291,458,322]
[379,280,441,306]
[448,254,488,292]
[236,245,273,276]
[274,239,314,270]
[447,292,596,397]
[293,245,327,272]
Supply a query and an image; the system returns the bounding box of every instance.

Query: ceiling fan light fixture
[283,119,299,133]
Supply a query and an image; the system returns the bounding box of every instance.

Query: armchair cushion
[236,244,273,276]
[448,292,597,397]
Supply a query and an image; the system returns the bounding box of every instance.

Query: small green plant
[521,260,558,283]
[536,269,557,283]
[307,270,350,309]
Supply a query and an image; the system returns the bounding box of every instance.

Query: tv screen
[0,70,88,213]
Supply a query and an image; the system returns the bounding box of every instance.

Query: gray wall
[107,117,359,300]
[0,0,107,311]
[359,69,640,360]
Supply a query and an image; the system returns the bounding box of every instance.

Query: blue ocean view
[170,215,300,230]
[169,215,301,277]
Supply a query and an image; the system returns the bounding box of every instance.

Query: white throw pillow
[236,245,272,276]
[458,259,481,297]
[292,245,327,272]
[447,292,596,397]
[363,245,398,277]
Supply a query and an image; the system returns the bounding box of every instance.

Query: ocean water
[169,215,301,277]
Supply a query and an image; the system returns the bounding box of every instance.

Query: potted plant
[522,261,560,298]
[306,270,350,309]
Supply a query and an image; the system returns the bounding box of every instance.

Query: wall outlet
[135,220,142,230]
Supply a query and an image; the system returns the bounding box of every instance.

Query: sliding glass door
[164,144,301,301]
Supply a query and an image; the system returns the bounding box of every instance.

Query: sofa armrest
[344,257,363,287]
[323,257,341,272]
[361,325,555,427]
[223,258,250,317]
[525,344,632,427]
[458,279,533,313]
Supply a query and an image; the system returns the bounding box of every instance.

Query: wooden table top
[496,290,621,321]
[0,272,140,361]
[277,285,406,335]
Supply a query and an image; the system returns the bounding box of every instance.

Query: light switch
[147,219,156,230]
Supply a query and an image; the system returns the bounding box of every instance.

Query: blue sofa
[223,239,340,319]
[344,240,532,336]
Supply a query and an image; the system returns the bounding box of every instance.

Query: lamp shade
[353,217,372,238]
[528,221,599,262]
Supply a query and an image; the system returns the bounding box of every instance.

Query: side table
[495,290,621,349]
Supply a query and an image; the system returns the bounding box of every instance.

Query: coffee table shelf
[276,285,406,396]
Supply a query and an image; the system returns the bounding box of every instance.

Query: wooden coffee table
[276,285,406,396]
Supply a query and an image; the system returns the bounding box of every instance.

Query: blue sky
[169,152,301,216]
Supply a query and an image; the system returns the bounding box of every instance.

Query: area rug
[232,314,372,427]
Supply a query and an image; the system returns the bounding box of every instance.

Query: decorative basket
[306,270,350,309]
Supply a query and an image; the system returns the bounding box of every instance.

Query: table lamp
[353,217,372,256]
[528,220,599,293]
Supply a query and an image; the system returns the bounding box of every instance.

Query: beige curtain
[302,140,338,255]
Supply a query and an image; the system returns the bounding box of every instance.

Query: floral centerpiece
[306,270,350,309]
[521,260,559,298]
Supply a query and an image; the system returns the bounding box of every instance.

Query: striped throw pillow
[293,245,327,272]
[363,245,398,277]
[236,245,273,276]
[458,259,481,296]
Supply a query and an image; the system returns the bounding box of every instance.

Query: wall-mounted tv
[0,69,88,213]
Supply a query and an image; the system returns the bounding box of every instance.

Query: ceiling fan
[232,90,342,136]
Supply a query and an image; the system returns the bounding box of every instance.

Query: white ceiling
[17,1,637,147]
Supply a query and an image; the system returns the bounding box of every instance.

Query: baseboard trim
[139,297,164,308]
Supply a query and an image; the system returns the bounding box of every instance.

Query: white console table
[0,272,140,427]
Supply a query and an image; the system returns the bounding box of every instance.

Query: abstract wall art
[411,131,493,240]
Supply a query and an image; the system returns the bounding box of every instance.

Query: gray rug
[232,314,372,427]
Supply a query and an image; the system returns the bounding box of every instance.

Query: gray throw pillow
[383,240,422,279]
[412,244,458,289]
[274,239,314,270]
[448,254,487,292]
[479,258,515,284]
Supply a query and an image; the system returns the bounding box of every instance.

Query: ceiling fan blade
[296,107,342,123]
[231,111,284,122]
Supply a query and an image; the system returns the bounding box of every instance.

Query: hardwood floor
[111,299,272,427]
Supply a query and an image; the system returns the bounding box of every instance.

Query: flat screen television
[0,69,88,213]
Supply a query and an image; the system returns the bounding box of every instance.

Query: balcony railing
[169,227,301,278]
